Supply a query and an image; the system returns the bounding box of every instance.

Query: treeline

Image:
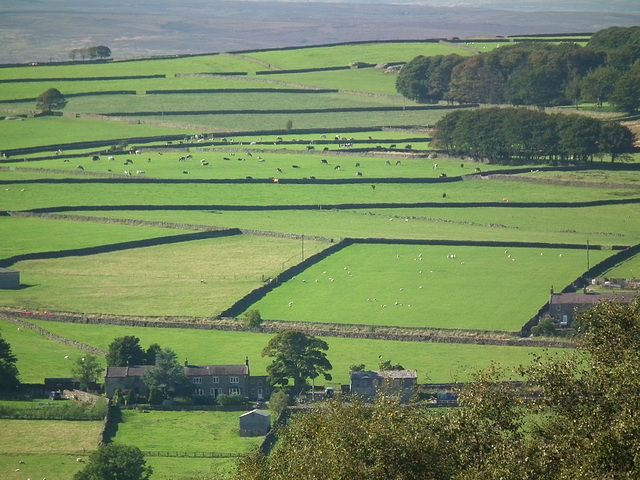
[433,107,635,164]
[396,26,640,113]
[69,45,111,61]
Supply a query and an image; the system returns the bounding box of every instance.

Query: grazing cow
[135,150,141,154]
[125,159,133,165]
[273,178,279,183]
[108,156,115,161]
[334,165,340,170]
[247,152,252,157]
[77,165,84,171]
[186,155,193,159]
[461,163,464,168]
[395,160,401,165]
[147,158,151,163]
[475,167,481,173]
[389,144,396,149]
[136,170,145,174]
[276,168,283,173]
[371,185,376,190]
[502,198,509,202]
[442,193,446,198]
[63,159,69,163]
[246,176,253,179]
[323,147,329,151]
[356,172,363,177]
[433,164,438,169]
[321,159,328,164]
[201,161,209,166]
[306,145,315,150]
[179,156,186,162]
[405,144,412,149]
[92,155,100,161]
[440,173,447,178]
[355,162,360,167]
[124,170,131,175]
[292,165,300,168]
[183,171,190,174]
[385,160,391,166]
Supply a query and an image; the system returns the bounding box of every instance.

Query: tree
[268,389,290,417]
[73,443,152,480]
[611,63,640,114]
[244,310,263,329]
[530,317,557,337]
[106,336,146,367]
[71,354,103,391]
[88,45,111,59]
[144,343,162,365]
[378,359,404,371]
[36,88,67,113]
[261,330,332,395]
[142,348,188,400]
[349,363,366,372]
[285,119,293,131]
[0,332,19,394]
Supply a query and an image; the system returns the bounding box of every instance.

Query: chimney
[184,358,188,367]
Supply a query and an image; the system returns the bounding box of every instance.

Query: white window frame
[229,376,240,384]
[194,388,205,396]
[211,376,219,384]
[229,387,241,395]
[193,377,202,384]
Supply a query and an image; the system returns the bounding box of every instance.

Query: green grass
[0,319,104,383]
[246,244,612,331]
[241,42,476,70]
[21,319,569,385]
[0,115,193,151]
[0,235,329,316]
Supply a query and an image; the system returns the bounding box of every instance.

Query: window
[211,377,219,384]
[194,388,204,396]
[210,388,221,397]
[556,305,562,311]
[230,376,239,384]
[229,387,241,395]
[193,377,202,384]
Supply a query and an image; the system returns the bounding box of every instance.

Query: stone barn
[0,268,19,289]
[239,409,271,437]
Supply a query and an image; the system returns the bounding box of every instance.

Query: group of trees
[397,26,640,113]
[69,46,111,61]
[237,298,640,480]
[433,107,634,164]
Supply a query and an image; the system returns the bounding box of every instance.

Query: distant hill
[1,0,640,64]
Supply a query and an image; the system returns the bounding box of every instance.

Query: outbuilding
[239,409,271,437]
[0,268,19,289]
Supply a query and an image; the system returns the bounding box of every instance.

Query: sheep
[108,156,115,161]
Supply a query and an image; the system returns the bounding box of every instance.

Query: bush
[217,394,248,407]
[531,317,557,337]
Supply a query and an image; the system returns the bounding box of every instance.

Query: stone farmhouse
[350,370,418,400]
[548,292,639,327]
[104,358,271,402]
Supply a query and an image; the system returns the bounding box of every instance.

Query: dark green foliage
[349,363,366,372]
[144,343,162,365]
[217,393,249,406]
[147,386,162,405]
[0,332,19,394]
[35,88,67,113]
[610,61,640,113]
[378,359,404,371]
[73,444,152,480]
[433,107,634,164]
[237,299,640,480]
[0,397,108,420]
[142,348,189,400]
[106,336,146,367]
[262,330,332,395]
[69,45,111,60]
[71,354,103,391]
[530,317,557,337]
[244,310,263,329]
[395,54,465,103]
[267,389,290,417]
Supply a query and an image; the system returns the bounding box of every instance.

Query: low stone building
[0,268,20,289]
[239,409,271,437]
[350,370,418,400]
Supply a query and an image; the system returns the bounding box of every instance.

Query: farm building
[239,409,271,437]
[104,359,271,401]
[0,267,19,288]
[548,292,639,327]
[350,370,418,400]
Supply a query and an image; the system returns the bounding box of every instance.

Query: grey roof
[550,293,638,305]
[350,370,417,380]
[105,364,249,378]
[240,409,270,418]
[0,268,18,274]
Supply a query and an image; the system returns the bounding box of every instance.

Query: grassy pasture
[246,244,612,331]
[241,42,477,70]
[0,115,193,151]
[21,319,568,385]
[0,420,102,478]
[113,409,263,479]
[0,318,100,383]
[0,216,197,259]
[0,235,328,316]
[3,176,639,213]
[61,202,640,247]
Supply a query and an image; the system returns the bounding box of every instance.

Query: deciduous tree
[73,444,152,480]
[106,336,146,367]
[71,354,103,391]
[262,330,332,395]
[0,332,19,394]
[142,348,188,400]
[36,88,67,113]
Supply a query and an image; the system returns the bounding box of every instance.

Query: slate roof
[550,293,638,305]
[105,364,249,378]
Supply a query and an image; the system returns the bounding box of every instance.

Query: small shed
[0,268,19,289]
[239,409,271,437]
